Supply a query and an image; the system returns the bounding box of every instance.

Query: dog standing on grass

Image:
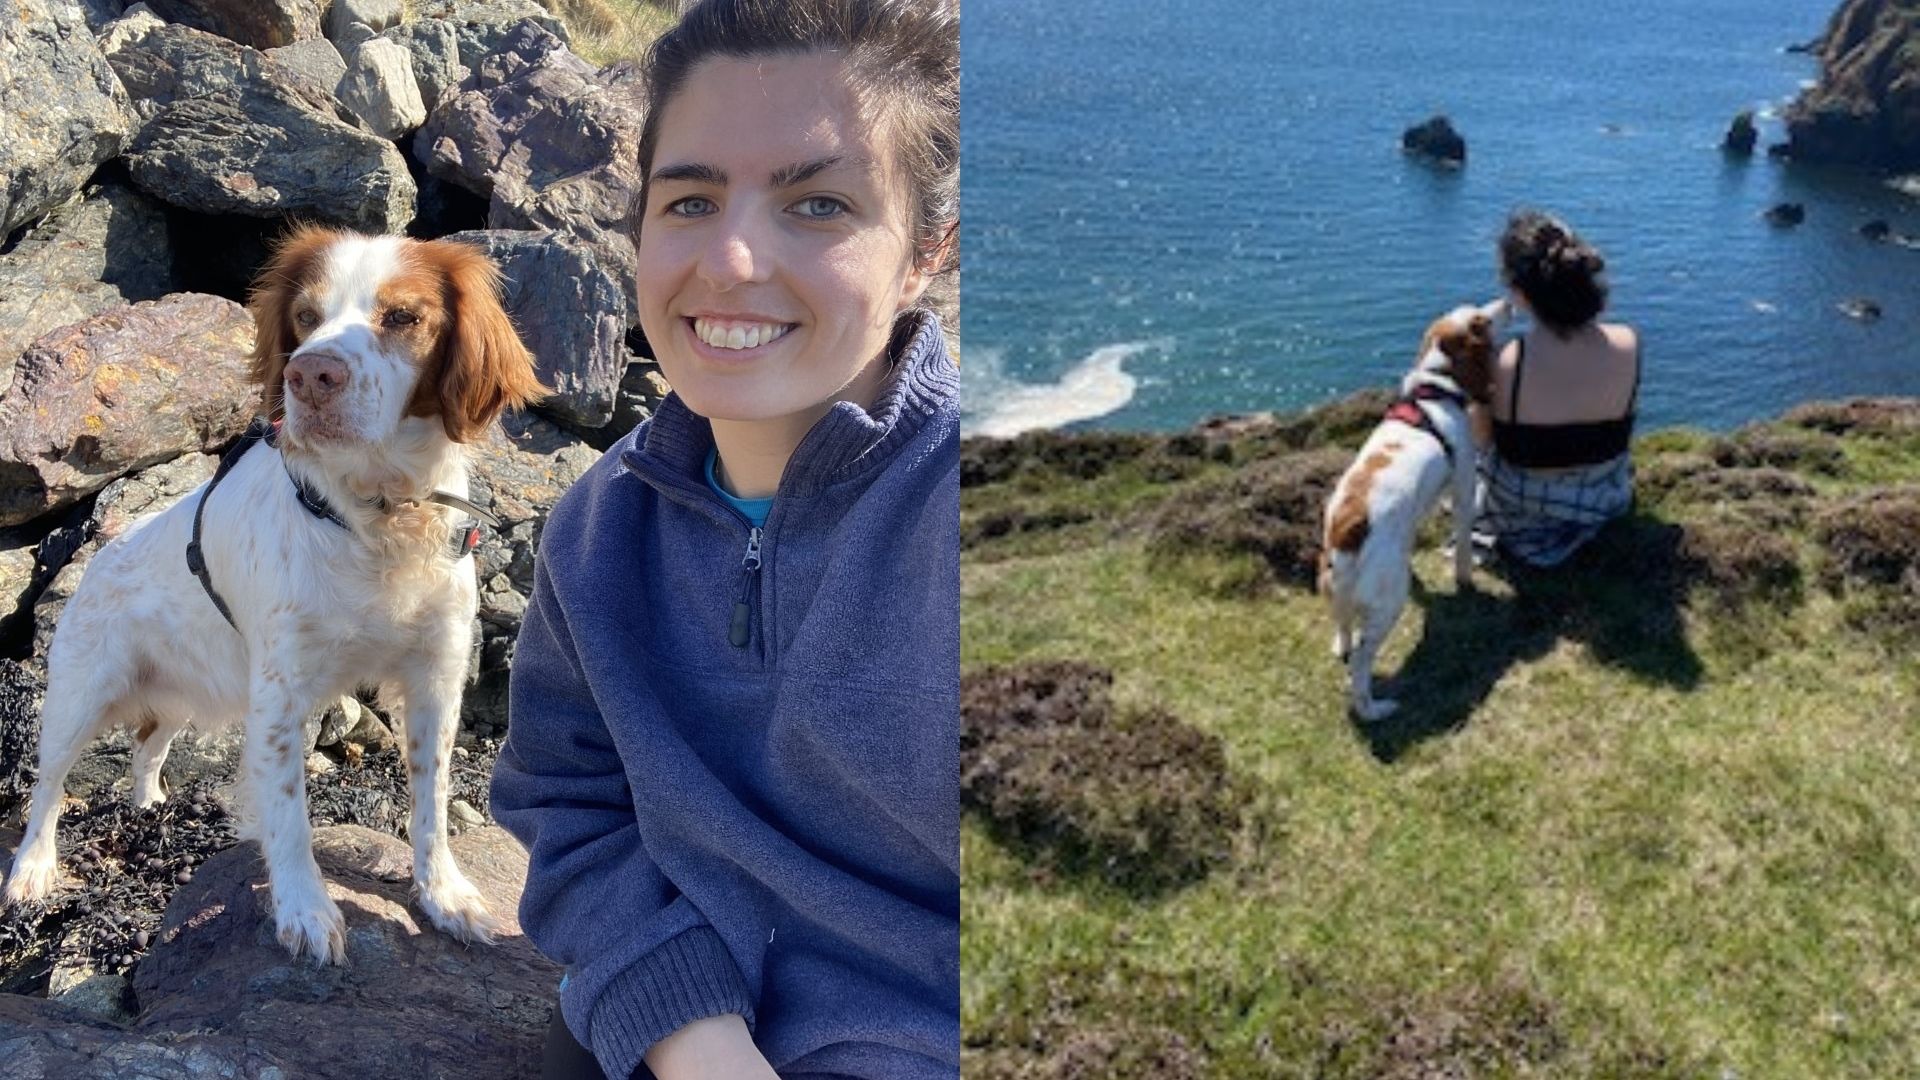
[1321,301,1505,720]
[2,227,546,962]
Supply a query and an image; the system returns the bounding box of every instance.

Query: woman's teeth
[693,319,792,350]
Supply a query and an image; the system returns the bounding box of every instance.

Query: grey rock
[126,83,417,233]
[416,22,643,309]
[442,229,628,427]
[97,4,167,55]
[0,539,36,644]
[336,37,426,138]
[31,453,220,658]
[381,19,466,112]
[0,993,289,1079]
[130,825,556,1078]
[106,20,354,127]
[0,0,135,238]
[143,0,323,50]
[326,0,403,43]
[263,37,348,107]
[411,1,570,69]
[51,973,136,1024]
[78,0,129,31]
[342,705,397,753]
[306,695,364,751]
[336,19,380,51]
[1402,114,1466,166]
[0,180,179,399]
[0,296,249,529]
[588,359,668,450]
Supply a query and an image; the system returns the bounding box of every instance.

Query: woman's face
[635,51,930,430]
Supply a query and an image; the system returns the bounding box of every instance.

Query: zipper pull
[729,526,763,648]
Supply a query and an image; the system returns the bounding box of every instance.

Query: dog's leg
[1451,449,1479,589]
[4,677,120,904]
[242,668,345,965]
[395,657,498,945]
[1348,582,1409,723]
[129,710,190,810]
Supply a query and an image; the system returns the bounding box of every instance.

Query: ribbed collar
[622,309,956,501]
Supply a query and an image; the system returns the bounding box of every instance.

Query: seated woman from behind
[1477,209,1640,568]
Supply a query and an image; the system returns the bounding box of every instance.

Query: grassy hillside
[960,396,1920,1078]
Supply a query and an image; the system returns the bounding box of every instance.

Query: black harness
[186,417,497,630]
[1382,382,1471,464]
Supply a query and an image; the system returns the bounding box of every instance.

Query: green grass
[961,399,1920,1078]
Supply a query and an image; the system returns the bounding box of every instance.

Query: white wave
[962,340,1163,439]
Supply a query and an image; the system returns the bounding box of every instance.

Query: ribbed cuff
[585,926,756,1080]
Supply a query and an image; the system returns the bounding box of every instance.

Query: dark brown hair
[1499,209,1608,335]
[633,0,959,275]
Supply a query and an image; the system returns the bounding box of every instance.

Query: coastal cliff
[1785,0,1920,169]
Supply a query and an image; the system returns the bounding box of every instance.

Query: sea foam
[962,340,1164,439]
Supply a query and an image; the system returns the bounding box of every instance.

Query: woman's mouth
[690,317,795,351]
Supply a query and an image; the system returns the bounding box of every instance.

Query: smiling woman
[487,2,960,1079]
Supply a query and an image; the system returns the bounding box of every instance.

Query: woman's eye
[666,196,716,217]
[384,310,418,328]
[793,196,848,220]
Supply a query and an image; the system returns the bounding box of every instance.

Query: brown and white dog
[1321,301,1505,721]
[3,227,546,962]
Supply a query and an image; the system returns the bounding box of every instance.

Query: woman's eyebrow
[770,156,845,188]
[652,162,727,185]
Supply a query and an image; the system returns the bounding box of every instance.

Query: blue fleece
[491,311,959,1080]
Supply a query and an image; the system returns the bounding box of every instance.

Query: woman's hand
[643,1014,780,1080]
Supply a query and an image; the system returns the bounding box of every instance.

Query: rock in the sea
[1784,0,1920,169]
[142,0,323,50]
[442,229,630,428]
[1764,202,1806,226]
[125,79,418,233]
[0,179,178,400]
[1861,218,1893,240]
[336,37,428,139]
[417,23,645,312]
[0,0,136,239]
[1723,109,1758,155]
[127,825,557,1079]
[1839,297,1883,321]
[1401,114,1466,165]
[0,295,250,529]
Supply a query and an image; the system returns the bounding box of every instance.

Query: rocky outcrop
[0,180,179,399]
[1401,115,1466,166]
[143,0,324,50]
[0,296,254,529]
[0,825,557,1079]
[1783,0,1920,169]
[416,22,645,312]
[1724,109,1759,155]
[445,229,631,427]
[0,0,136,238]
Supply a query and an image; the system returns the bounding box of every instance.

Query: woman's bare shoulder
[1599,322,1639,352]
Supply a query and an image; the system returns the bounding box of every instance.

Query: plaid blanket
[1476,451,1633,567]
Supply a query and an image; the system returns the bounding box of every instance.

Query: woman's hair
[633,0,959,275]
[1498,210,1608,334]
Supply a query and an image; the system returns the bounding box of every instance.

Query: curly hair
[632,0,959,276]
[1498,210,1608,334]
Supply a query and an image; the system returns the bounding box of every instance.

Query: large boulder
[1784,0,1920,169]
[130,825,557,1078]
[1401,114,1466,166]
[461,416,602,732]
[0,0,136,238]
[141,0,323,50]
[336,38,428,139]
[411,0,571,69]
[0,180,178,399]
[325,0,405,44]
[125,81,417,233]
[105,20,359,129]
[380,19,467,113]
[416,23,644,315]
[0,295,253,528]
[444,229,630,428]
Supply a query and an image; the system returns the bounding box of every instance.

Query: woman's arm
[492,545,761,1080]
[645,1015,781,1080]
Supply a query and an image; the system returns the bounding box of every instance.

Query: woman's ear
[897,221,957,313]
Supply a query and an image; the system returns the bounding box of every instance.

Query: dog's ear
[246,225,337,420]
[409,241,548,443]
[1442,321,1497,403]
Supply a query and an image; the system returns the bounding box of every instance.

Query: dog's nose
[286,352,350,406]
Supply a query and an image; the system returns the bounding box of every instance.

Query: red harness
[1381,383,1469,464]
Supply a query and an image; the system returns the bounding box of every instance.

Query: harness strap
[187,417,276,630]
[1383,382,1468,465]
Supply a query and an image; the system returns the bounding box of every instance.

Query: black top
[1490,335,1639,470]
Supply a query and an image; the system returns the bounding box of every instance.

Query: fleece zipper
[729,526,763,648]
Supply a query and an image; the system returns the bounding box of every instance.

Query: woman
[1476,210,1640,567]
[490,1,960,1078]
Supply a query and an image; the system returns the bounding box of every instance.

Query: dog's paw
[416,875,499,946]
[274,896,347,964]
[2,851,62,906]
[1353,697,1400,722]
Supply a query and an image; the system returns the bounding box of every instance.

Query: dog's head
[247,226,548,448]
[1415,301,1503,403]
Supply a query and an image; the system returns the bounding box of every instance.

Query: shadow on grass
[1357,514,1707,762]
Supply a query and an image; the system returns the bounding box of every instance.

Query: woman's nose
[697,215,768,289]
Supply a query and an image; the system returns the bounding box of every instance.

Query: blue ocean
[959,0,1920,437]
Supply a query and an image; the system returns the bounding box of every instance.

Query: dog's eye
[384,310,419,328]
[294,310,319,330]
